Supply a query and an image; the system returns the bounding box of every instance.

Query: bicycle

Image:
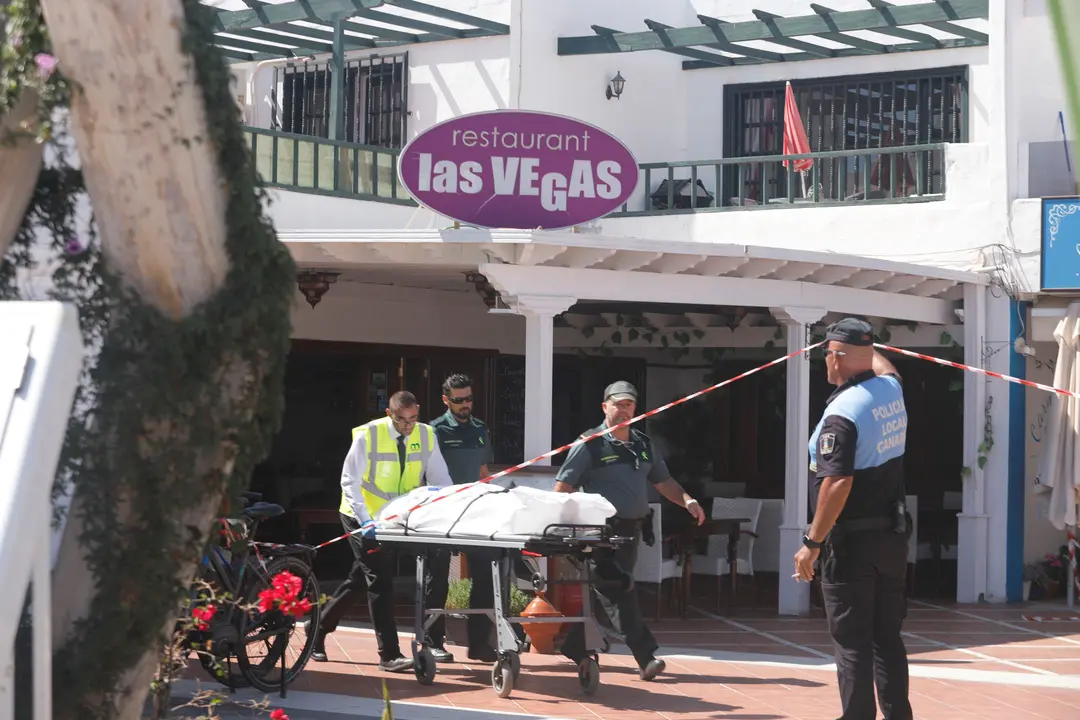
[180,491,322,696]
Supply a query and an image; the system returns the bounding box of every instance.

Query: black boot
[311,627,328,662]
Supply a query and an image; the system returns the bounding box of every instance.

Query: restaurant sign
[397,110,638,230]
[1042,197,1080,291]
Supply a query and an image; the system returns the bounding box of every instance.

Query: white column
[958,283,989,603]
[772,306,826,616]
[515,295,576,465]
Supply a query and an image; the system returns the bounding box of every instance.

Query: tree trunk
[40,0,229,320]
[31,1,293,718]
[0,90,45,259]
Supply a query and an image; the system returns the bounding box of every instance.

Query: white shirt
[341,421,453,522]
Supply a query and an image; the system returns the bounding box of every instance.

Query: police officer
[555,381,705,681]
[793,318,913,720]
[429,372,499,662]
[311,390,454,673]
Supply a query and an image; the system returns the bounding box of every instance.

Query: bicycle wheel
[235,555,322,693]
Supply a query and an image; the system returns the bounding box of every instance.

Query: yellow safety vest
[339,417,436,519]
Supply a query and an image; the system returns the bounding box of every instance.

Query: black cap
[825,317,874,347]
[604,381,638,402]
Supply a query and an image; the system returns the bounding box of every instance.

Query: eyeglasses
[446,395,473,404]
[821,349,847,358]
[390,412,418,425]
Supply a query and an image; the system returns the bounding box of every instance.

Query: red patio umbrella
[783,81,813,173]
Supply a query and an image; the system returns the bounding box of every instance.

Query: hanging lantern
[296,270,340,308]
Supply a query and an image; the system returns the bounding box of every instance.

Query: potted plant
[443,578,531,648]
[1037,545,1070,599]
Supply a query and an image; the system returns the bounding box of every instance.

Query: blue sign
[1042,197,1080,291]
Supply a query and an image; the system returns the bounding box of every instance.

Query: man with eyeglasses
[554,381,705,682]
[793,317,913,720]
[428,373,499,662]
[311,390,453,673]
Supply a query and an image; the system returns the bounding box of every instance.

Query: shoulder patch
[819,432,835,456]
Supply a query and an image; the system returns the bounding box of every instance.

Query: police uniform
[555,383,666,675]
[430,410,499,660]
[314,415,453,670]
[807,319,913,720]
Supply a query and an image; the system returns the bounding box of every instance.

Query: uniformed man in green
[429,373,499,662]
[555,381,705,681]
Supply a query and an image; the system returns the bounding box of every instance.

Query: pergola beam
[680,36,984,70]
[214,0,385,31]
[556,0,989,56]
[869,0,988,43]
[214,34,301,57]
[697,15,787,62]
[860,0,944,47]
[257,23,376,50]
[348,8,465,37]
[752,9,836,57]
[221,28,333,54]
[642,20,733,66]
[592,25,730,66]
[384,0,510,34]
[809,4,892,53]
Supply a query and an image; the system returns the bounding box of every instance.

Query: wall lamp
[605,71,626,100]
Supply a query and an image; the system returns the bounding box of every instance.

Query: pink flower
[34,53,58,80]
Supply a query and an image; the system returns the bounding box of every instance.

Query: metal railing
[242,127,416,206]
[611,144,947,217]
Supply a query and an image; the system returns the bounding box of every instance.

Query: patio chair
[633,502,683,621]
[690,497,763,612]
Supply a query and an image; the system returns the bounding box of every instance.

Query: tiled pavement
[179,596,1080,719]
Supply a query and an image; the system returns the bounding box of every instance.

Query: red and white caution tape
[311,341,823,549]
[874,344,1080,400]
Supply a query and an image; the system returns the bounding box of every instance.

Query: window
[275,52,408,148]
[722,67,967,204]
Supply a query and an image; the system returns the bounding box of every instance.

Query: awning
[1035,302,1080,532]
[557,0,990,70]
[203,0,509,63]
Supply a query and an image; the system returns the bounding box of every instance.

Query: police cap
[825,317,874,346]
[604,381,638,402]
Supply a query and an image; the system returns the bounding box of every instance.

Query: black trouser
[318,513,450,661]
[821,529,913,720]
[561,522,658,670]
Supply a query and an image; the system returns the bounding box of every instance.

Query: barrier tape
[874,343,1080,400]
[311,340,823,550]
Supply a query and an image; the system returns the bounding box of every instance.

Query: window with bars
[721,67,967,205]
[275,52,408,148]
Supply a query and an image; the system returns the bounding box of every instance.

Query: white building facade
[212,0,1075,613]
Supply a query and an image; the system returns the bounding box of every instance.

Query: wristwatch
[802,534,823,550]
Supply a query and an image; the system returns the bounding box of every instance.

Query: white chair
[633,502,682,621]
[691,497,763,611]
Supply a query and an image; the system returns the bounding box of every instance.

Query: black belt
[837,516,892,533]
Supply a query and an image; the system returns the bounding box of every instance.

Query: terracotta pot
[519,591,563,654]
[555,583,583,636]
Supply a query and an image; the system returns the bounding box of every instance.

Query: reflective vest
[339,417,436,519]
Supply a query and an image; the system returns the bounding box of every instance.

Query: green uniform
[555,423,669,519]
[430,411,493,484]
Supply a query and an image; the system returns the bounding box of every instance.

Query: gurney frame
[373,523,632,699]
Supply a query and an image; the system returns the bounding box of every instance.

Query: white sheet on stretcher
[375,483,616,537]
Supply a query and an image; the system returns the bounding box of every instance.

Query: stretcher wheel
[414,647,436,685]
[578,657,599,696]
[492,657,515,698]
[530,572,546,592]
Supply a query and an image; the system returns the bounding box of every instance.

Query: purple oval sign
[398,110,638,230]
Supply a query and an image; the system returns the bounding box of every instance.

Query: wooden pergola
[204,0,509,63]
[557,0,990,70]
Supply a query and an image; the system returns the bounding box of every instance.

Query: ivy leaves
[579,312,704,359]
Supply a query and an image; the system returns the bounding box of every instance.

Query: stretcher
[373,523,632,698]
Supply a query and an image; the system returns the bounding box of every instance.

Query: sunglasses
[446,395,473,404]
[821,348,847,358]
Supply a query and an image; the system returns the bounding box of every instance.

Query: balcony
[243,127,416,207]
[244,126,952,212]
[610,145,946,217]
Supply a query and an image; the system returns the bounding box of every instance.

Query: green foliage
[445,578,530,616]
[2,1,296,716]
[961,395,994,477]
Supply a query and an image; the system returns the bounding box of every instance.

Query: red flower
[270,709,289,720]
[192,604,216,631]
[256,571,311,619]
